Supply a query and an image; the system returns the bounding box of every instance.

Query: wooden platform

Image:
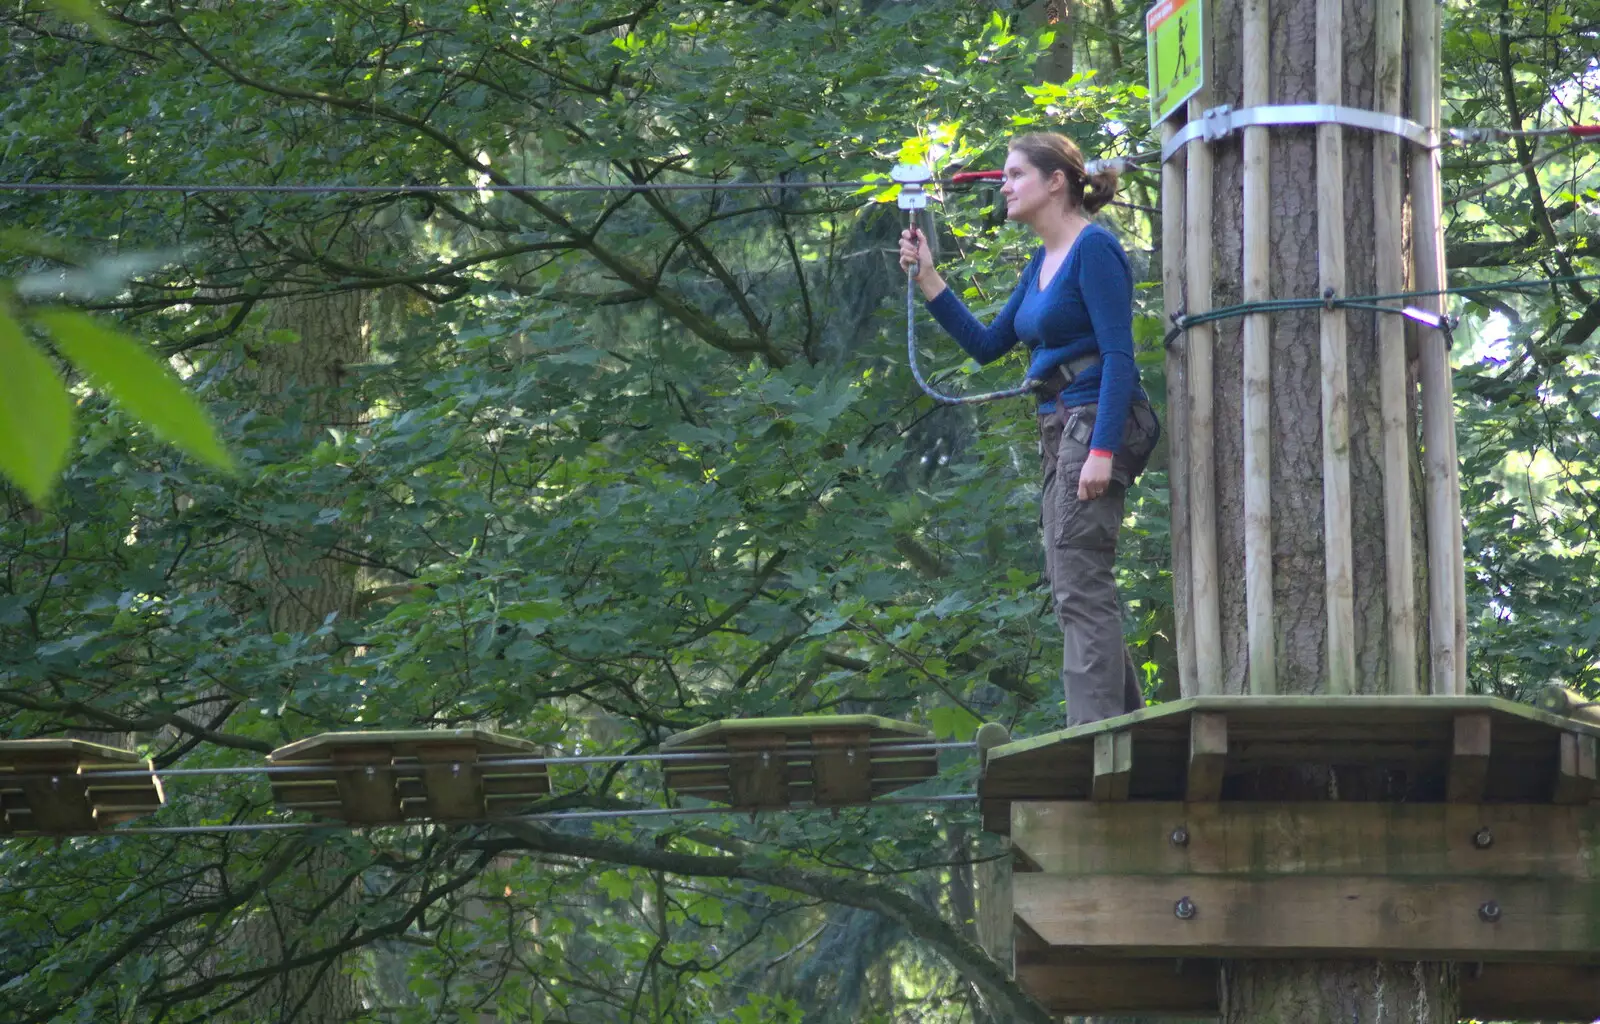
[0,739,165,835]
[661,716,938,809]
[982,695,1600,833]
[1013,944,1600,1020]
[980,696,1600,1020]
[270,730,550,825]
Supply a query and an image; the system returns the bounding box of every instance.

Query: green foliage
[0,0,1595,1020]
[0,301,233,503]
[36,310,233,472]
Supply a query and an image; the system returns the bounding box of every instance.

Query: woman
[898,132,1160,726]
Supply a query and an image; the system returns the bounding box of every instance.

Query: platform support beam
[1186,711,1227,801]
[1446,712,1491,803]
[1554,731,1597,805]
[1092,731,1132,801]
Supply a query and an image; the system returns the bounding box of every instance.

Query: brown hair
[1007,132,1119,215]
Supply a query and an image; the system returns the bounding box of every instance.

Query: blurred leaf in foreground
[34,310,234,474]
[0,311,75,504]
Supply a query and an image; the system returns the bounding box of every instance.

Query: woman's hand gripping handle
[898,227,946,302]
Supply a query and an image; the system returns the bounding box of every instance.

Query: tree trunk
[1170,0,1460,1016]
[1198,0,1427,696]
[1222,962,1458,1023]
[1017,0,1075,83]
[234,285,370,1023]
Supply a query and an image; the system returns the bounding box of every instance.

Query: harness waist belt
[1035,353,1102,403]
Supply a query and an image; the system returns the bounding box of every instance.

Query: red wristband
[1089,448,1114,459]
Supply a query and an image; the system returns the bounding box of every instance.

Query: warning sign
[1146,0,1205,126]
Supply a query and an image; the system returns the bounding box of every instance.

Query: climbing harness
[893,162,1040,406]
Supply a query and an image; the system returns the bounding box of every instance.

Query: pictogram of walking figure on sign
[1172,15,1190,87]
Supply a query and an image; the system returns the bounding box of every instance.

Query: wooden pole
[974,722,1013,972]
[1410,0,1463,694]
[1163,119,1198,696]
[1241,0,1275,695]
[1374,0,1417,693]
[1316,0,1355,695]
[1187,86,1222,695]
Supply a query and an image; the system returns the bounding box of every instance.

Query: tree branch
[164,18,786,368]
[488,822,1052,1024]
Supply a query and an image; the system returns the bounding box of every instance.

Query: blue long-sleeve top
[926,223,1146,454]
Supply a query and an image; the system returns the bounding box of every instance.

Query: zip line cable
[1,180,873,195]
[29,794,982,839]
[0,177,979,196]
[3,121,1596,409]
[0,119,1591,197]
[1450,139,1587,203]
[17,740,979,784]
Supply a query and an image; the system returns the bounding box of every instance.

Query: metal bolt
[1174,897,1197,920]
[1170,826,1190,847]
[1473,827,1493,849]
[451,762,462,777]
[1479,900,1501,923]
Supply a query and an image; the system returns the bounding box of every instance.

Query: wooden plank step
[0,739,163,835]
[661,716,938,810]
[269,730,549,824]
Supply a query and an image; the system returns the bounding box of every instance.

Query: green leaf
[0,312,74,504]
[597,870,633,900]
[45,0,114,39]
[33,310,233,473]
[929,705,981,741]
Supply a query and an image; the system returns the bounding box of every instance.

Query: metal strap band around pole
[1161,103,1437,163]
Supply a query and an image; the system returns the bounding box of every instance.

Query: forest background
[0,0,1597,1020]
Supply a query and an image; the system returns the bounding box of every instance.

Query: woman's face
[1000,150,1064,225]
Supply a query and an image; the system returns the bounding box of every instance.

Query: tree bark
[1169,0,1458,1017]
[1017,0,1076,83]
[232,285,370,1023]
[1222,962,1458,1024]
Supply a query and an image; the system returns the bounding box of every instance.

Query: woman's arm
[1080,231,1138,455]
[902,229,1035,366]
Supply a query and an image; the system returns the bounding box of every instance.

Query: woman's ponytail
[1081,163,1121,214]
[1008,132,1120,215]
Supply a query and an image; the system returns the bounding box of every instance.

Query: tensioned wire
[0,178,1031,195]
[17,740,980,782]
[1,118,1591,196]
[29,794,982,838]
[4,137,1591,408]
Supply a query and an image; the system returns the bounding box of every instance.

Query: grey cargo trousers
[1039,400,1160,726]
